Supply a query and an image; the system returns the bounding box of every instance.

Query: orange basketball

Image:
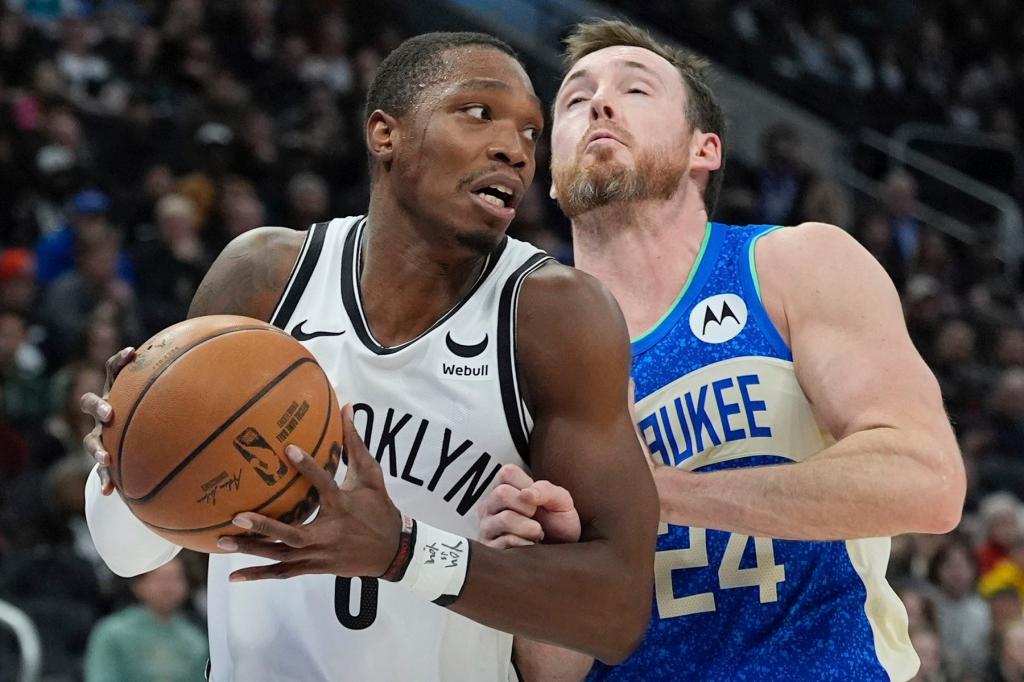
[103,315,342,553]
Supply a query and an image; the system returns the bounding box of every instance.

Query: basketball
[102,315,343,553]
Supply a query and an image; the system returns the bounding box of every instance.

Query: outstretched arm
[653,222,965,538]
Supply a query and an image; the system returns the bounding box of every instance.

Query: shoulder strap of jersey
[270,221,331,330]
[496,253,553,464]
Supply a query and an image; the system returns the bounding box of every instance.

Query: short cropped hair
[365,32,521,120]
[563,20,727,215]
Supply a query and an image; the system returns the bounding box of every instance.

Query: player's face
[550,46,692,217]
[393,48,543,254]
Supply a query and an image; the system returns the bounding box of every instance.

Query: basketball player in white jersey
[79,32,659,681]
[477,21,967,681]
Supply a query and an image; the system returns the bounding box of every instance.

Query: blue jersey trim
[632,224,726,356]
[740,225,792,361]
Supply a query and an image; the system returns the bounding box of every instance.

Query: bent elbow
[920,455,966,534]
[593,587,651,664]
[598,620,647,665]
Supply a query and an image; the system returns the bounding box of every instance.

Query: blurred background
[0,0,1020,680]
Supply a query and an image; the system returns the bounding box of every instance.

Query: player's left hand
[217,404,403,582]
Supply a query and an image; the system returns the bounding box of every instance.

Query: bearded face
[551,128,688,218]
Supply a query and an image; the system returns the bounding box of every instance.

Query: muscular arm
[448,264,659,663]
[653,222,965,538]
[85,227,305,576]
[187,226,304,319]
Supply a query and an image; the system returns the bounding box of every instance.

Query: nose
[487,122,529,169]
[590,90,615,122]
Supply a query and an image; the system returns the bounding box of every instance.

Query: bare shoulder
[756,222,879,280]
[517,261,627,342]
[515,261,631,410]
[188,226,307,321]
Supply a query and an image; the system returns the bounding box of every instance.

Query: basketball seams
[124,355,316,502]
[113,324,292,491]
[135,368,338,535]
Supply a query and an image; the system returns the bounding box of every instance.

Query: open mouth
[472,184,515,209]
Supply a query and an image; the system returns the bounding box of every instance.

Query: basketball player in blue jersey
[78,32,659,681]
[479,20,966,681]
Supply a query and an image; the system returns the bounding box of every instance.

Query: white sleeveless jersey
[206,216,551,682]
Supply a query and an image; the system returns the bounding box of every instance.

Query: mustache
[577,123,634,154]
[456,165,518,191]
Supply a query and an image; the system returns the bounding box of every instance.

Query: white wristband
[395,517,471,606]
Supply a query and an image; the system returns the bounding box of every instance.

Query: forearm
[85,466,182,576]
[656,427,963,539]
[513,637,594,682]
[448,539,651,664]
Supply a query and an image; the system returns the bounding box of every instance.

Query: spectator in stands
[977,492,1024,575]
[992,619,1024,682]
[0,310,49,429]
[132,194,211,338]
[929,535,993,680]
[989,588,1024,646]
[996,326,1024,370]
[217,186,266,246]
[34,188,132,286]
[903,274,951,357]
[931,318,989,421]
[883,169,923,267]
[55,15,113,114]
[988,368,1024,461]
[856,211,907,290]
[286,170,330,230]
[791,11,874,93]
[897,582,942,633]
[84,558,207,682]
[38,226,141,364]
[45,362,104,462]
[799,179,851,229]
[0,248,39,319]
[908,627,947,682]
[754,123,810,226]
[980,539,1024,603]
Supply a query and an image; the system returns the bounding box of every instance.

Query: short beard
[552,142,687,219]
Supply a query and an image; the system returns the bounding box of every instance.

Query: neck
[361,195,491,347]
[571,190,709,339]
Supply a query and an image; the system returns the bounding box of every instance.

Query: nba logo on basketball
[233,427,289,486]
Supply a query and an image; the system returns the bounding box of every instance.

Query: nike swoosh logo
[290,320,346,341]
[445,331,488,358]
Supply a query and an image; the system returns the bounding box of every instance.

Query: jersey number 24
[655,525,786,617]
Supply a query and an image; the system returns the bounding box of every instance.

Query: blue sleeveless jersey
[588,223,917,681]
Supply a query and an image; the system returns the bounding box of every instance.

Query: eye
[524,127,542,142]
[566,96,587,108]
[626,87,649,95]
[463,105,490,120]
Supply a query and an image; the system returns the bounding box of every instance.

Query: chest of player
[630,224,826,470]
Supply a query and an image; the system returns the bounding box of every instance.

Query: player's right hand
[80,347,136,496]
[478,464,582,549]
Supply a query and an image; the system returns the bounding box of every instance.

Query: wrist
[378,515,471,606]
[379,513,416,582]
[653,465,689,521]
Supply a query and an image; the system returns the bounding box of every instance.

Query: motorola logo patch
[689,293,748,344]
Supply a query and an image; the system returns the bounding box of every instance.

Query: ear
[689,131,722,174]
[366,110,399,165]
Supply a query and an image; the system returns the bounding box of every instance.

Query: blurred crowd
[0,0,1020,681]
